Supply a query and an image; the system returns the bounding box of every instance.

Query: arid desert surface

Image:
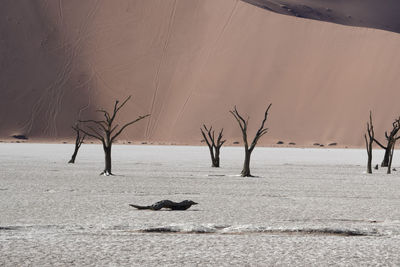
[2,0,400,265]
[1,144,400,266]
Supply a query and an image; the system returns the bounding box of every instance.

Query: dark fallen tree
[129,200,198,210]
[68,124,85,164]
[364,111,374,174]
[230,104,272,177]
[79,96,150,175]
[201,125,226,167]
[373,117,400,167]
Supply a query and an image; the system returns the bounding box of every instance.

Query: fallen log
[129,200,198,210]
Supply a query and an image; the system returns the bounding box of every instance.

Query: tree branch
[78,126,104,142]
[96,109,111,122]
[111,114,150,142]
[78,119,107,132]
[77,134,86,149]
[110,124,119,134]
[230,106,246,132]
[201,126,212,148]
[249,104,272,151]
[115,95,132,114]
[207,127,216,148]
[216,128,226,148]
[110,96,132,123]
[88,125,104,140]
[373,138,387,149]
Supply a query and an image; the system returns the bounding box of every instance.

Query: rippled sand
[1,144,400,266]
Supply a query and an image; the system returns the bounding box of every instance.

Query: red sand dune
[1,0,400,147]
[243,0,400,34]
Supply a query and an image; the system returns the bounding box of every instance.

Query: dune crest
[242,0,400,34]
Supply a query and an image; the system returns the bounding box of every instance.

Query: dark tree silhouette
[129,200,198,211]
[387,140,396,174]
[68,124,85,164]
[230,104,272,177]
[200,125,226,167]
[364,111,374,174]
[373,117,400,167]
[79,96,150,175]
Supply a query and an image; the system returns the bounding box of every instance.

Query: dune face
[1,0,400,146]
[243,0,400,34]
[0,1,97,139]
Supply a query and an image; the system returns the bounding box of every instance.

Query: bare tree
[79,96,150,175]
[201,125,226,167]
[373,117,400,167]
[68,124,85,164]
[230,104,272,177]
[364,111,374,174]
[387,140,396,174]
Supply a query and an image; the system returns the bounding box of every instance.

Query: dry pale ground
[1,143,400,266]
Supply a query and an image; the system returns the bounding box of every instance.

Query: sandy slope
[1,0,400,146]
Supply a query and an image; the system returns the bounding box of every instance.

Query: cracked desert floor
[1,143,400,266]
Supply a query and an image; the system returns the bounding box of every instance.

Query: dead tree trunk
[79,96,150,175]
[379,142,394,168]
[103,143,112,175]
[242,150,251,177]
[387,140,396,174]
[68,125,85,164]
[373,118,400,167]
[230,104,272,177]
[364,111,374,174]
[201,125,226,167]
